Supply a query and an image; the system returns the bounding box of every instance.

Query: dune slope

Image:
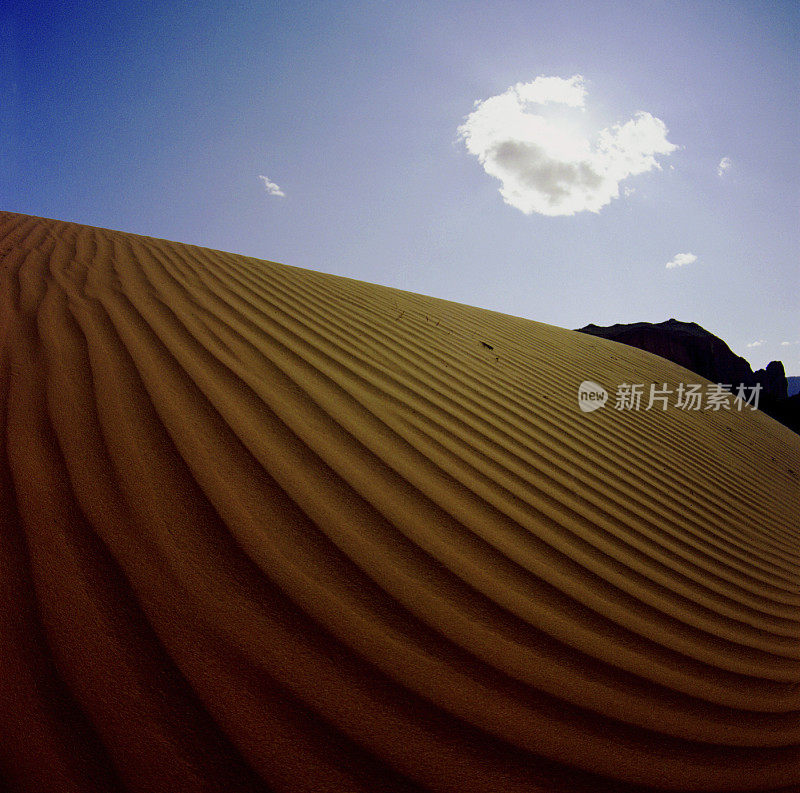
[1,211,799,793]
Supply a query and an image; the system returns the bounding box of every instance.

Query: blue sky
[3,0,798,373]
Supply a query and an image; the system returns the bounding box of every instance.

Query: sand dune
[1,210,798,793]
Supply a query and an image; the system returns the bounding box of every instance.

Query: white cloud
[458,75,678,216]
[746,340,765,348]
[717,157,732,177]
[781,340,799,346]
[258,174,285,197]
[514,74,587,107]
[665,252,697,269]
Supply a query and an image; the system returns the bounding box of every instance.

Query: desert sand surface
[1,210,799,793]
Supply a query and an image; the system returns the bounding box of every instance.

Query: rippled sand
[1,211,798,792]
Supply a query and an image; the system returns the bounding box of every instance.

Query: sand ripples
[1,212,799,792]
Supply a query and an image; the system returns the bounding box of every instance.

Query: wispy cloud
[717,156,732,177]
[665,252,697,269]
[746,339,765,348]
[781,340,799,346]
[258,174,285,197]
[458,75,678,216]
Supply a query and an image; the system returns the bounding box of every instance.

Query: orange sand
[1,211,798,792]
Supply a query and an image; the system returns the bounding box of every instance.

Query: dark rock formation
[577,319,798,434]
[753,360,789,400]
[768,393,800,435]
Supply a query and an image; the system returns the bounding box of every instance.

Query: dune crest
[1,211,799,792]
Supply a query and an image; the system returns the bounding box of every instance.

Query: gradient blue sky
[3,1,798,373]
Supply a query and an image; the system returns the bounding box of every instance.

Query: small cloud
[781,340,799,346]
[258,174,285,197]
[746,339,765,348]
[458,75,678,216]
[717,157,732,177]
[665,252,697,269]
[623,186,635,197]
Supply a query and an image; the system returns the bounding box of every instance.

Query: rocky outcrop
[577,319,787,398]
[577,319,797,434]
[753,360,789,400]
